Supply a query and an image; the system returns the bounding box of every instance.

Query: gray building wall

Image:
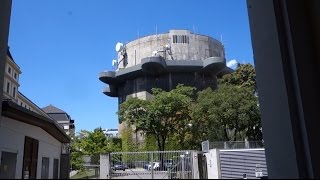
[219,149,268,179]
[115,30,223,104]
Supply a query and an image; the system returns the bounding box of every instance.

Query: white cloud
[226,59,238,69]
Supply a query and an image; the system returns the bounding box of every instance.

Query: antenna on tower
[156,24,158,36]
[155,25,158,47]
[112,59,118,68]
[193,24,196,34]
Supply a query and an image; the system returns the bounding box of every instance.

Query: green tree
[142,134,158,151]
[194,85,262,142]
[70,128,123,168]
[108,137,122,152]
[70,136,84,171]
[220,63,257,91]
[193,85,262,141]
[118,84,195,151]
[120,127,136,152]
[78,128,110,155]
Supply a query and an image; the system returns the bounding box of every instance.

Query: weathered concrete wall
[100,154,110,179]
[117,30,224,69]
[205,149,221,179]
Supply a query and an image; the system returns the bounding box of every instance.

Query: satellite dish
[115,42,123,52]
[152,50,158,57]
[112,59,118,66]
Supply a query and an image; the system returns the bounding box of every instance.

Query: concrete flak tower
[99,29,233,146]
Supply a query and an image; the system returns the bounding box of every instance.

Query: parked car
[143,162,160,170]
[154,159,175,171]
[111,162,127,171]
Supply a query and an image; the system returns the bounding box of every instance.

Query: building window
[41,157,50,179]
[172,35,189,44]
[6,82,10,93]
[53,159,59,179]
[8,66,11,74]
[173,35,177,43]
[14,73,17,79]
[13,87,16,98]
[0,151,17,179]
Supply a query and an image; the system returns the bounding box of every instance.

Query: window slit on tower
[172,35,189,44]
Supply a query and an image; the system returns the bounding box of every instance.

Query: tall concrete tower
[99,30,233,141]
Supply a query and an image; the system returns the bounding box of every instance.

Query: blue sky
[8,0,253,133]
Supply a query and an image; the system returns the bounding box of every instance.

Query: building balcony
[102,85,118,97]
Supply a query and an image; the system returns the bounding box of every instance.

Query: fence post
[100,154,110,179]
[191,151,200,179]
[151,152,154,179]
[180,154,185,179]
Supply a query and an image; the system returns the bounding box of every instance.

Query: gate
[109,150,195,179]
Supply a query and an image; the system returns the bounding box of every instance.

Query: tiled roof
[48,113,70,122]
[42,105,66,114]
[7,48,14,61]
[2,100,70,143]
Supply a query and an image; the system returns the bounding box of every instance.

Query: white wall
[205,149,220,179]
[0,116,62,179]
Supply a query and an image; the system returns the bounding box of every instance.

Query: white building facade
[0,50,70,179]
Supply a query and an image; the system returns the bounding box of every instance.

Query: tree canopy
[118,84,195,151]
[193,85,262,142]
[118,63,262,151]
[220,63,257,91]
[70,128,122,170]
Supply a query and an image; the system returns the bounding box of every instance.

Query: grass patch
[70,169,96,179]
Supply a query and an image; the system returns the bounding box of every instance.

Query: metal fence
[209,141,264,150]
[109,150,195,179]
[70,155,100,179]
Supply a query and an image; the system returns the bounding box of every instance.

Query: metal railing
[110,150,194,179]
[209,141,264,150]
